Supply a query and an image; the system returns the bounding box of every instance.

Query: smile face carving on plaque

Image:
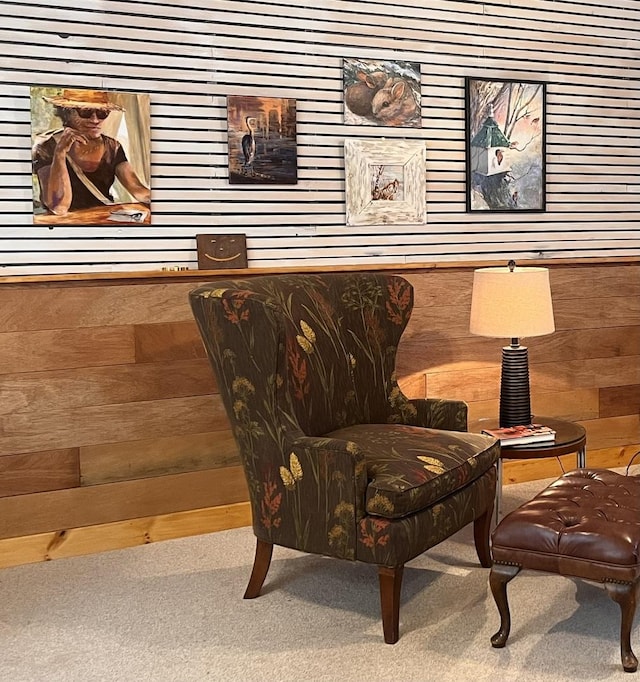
[196,234,248,270]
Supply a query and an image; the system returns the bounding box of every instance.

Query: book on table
[481,423,557,446]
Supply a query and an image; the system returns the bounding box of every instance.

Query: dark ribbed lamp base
[499,344,532,427]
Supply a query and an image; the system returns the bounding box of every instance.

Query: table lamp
[469,260,555,427]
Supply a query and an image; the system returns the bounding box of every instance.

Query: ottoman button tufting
[558,514,581,527]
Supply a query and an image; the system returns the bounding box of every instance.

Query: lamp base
[499,344,532,427]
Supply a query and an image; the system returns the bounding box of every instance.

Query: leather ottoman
[489,469,640,673]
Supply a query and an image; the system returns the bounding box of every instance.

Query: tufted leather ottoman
[490,469,640,672]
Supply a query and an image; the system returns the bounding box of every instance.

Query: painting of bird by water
[227,95,298,185]
[241,116,256,175]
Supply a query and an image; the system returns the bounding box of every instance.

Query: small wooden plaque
[196,234,248,270]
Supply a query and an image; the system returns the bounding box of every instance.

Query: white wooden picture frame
[345,139,426,226]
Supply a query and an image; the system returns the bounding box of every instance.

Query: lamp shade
[469,265,555,339]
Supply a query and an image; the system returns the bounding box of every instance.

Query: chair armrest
[288,434,368,508]
[405,398,468,432]
[284,434,369,559]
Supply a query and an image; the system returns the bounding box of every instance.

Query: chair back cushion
[190,273,414,441]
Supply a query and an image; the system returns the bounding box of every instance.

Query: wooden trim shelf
[0,256,637,287]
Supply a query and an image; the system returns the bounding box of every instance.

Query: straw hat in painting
[43,88,124,111]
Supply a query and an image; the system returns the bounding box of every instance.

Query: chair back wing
[190,273,414,440]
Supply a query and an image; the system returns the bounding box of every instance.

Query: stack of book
[481,423,556,447]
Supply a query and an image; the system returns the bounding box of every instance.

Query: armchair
[190,272,499,643]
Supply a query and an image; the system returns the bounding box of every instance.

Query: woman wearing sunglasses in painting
[32,89,150,215]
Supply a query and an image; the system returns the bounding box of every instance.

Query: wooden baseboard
[502,444,639,484]
[1,444,637,570]
[0,502,252,569]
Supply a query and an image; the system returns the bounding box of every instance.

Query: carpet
[0,469,637,682]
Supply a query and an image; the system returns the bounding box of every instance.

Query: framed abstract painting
[465,77,546,212]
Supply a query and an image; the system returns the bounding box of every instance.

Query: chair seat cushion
[324,423,499,519]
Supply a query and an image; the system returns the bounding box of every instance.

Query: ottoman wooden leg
[604,581,638,673]
[489,563,521,648]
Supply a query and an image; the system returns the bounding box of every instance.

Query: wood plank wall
[1,0,639,275]
[0,259,637,566]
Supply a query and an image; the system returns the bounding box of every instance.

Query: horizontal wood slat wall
[0,0,639,275]
[0,260,637,568]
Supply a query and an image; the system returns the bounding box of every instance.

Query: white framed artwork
[345,139,426,226]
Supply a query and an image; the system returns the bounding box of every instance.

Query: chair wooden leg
[243,538,273,599]
[489,563,521,648]
[473,503,494,568]
[378,565,404,644]
[604,580,639,673]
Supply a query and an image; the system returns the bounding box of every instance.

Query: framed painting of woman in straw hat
[30,87,151,225]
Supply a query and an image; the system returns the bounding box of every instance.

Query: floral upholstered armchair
[190,273,499,643]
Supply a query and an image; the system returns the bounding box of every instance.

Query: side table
[491,417,587,515]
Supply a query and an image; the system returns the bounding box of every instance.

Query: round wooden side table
[492,417,587,515]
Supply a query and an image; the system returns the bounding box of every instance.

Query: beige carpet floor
[0,467,638,682]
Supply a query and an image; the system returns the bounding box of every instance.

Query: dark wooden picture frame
[465,77,546,212]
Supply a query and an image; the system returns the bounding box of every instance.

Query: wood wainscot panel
[0,262,636,565]
[467,388,600,430]
[401,335,498,373]
[411,328,640,372]
[134,320,207,363]
[532,357,640,393]
[502,443,640,486]
[502,458,569,487]
[427,366,501,403]
[531,326,640,362]
[531,388,601,421]
[0,359,215,416]
[427,356,640,407]
[0,449,80,497]
[551,265,640,300]
[80,430,240,485]
[0,326,135,373]
[404,329,640,382]
[3,443,635,569]
[0,395,229,456]
[404,270,474,307]
[579,414,640,451]
[0,281,208,332]
[553,296,640,330]
[396,370,426,399]
[585,444,640,471]
[401,305,472,341]
[0,466,249,539]
[599,384,640,418]
[466,400,503,431]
